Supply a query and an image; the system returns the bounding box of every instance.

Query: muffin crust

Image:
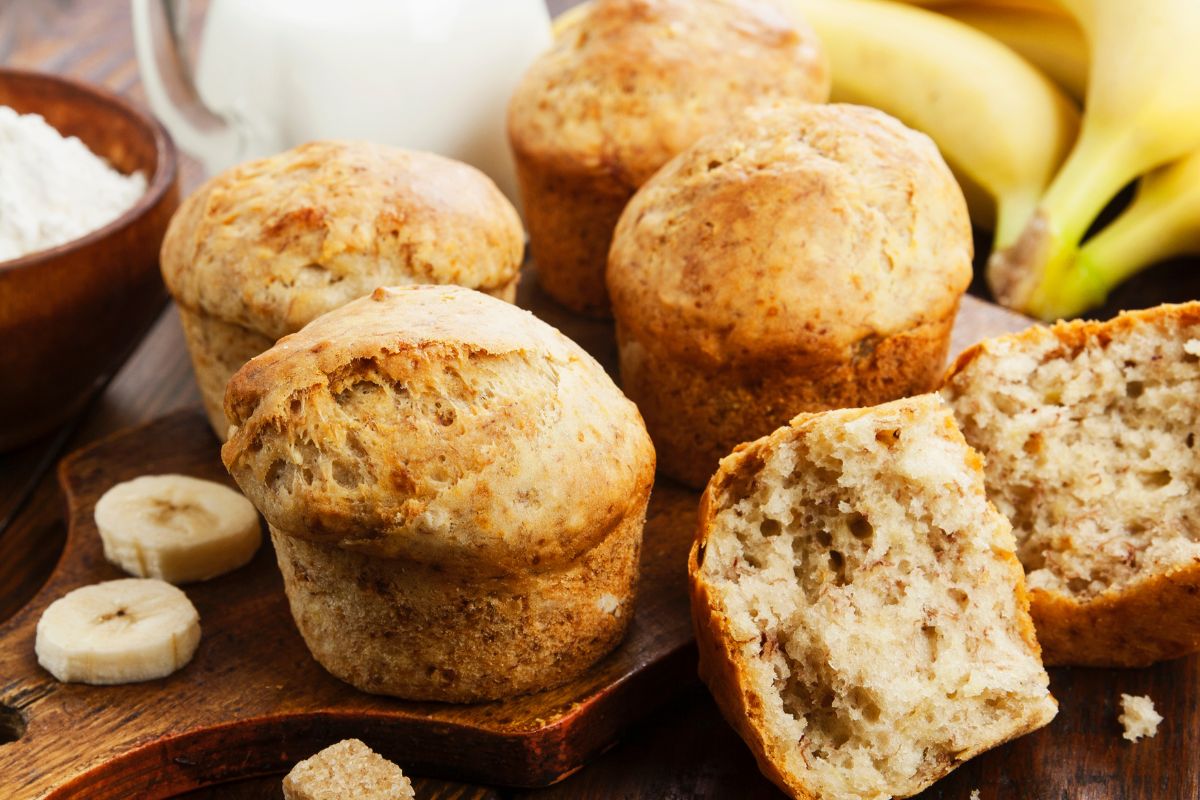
[222,286,655,701]
[508,0,829,316]
[608,104,972,487]
[161,141,524,436]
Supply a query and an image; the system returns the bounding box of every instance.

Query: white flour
[0,105,147,262]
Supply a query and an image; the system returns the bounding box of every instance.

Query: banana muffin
[690,395,1056,799]
[221,285,656,702]
[607,103,972,488]
[507,0,829,317]
[161,141,524,439]
[942,302,1200,667]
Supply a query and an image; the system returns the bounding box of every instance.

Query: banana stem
[1032,159,1200,319]
[1038,128,1136,253]
[1025,253,1109,320]
[1025,195,1169,320]
[1076,205,1179,290]
[1007,130,1137,319]
[993,189,1040,251]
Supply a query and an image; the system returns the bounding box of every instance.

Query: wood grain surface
[2,2,1198,799]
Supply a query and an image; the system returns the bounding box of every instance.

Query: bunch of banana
[986,0,1200,319]
[553,0,1080,246]
[786,0,1080,251]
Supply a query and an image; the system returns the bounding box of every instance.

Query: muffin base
[513,153,631,318]
[270,508,643,703]
[178,307,275,441]
[618,308,959,489]
[177,278,519,440]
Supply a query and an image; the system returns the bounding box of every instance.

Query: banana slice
[35,578,201,684]
[94,474,261,584]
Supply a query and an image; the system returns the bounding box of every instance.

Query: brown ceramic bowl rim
[0,67,178,275]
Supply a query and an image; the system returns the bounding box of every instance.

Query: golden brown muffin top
[607,103,973,367]
[161,141,524,341]
[221,285,656,575]
[507,0,829,189]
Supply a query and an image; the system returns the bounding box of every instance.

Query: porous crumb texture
[1118,694,1162,743]
[282,738,414,800]
[691,395,1056,800]
[507,0,829,315]
[942,304,1200,601]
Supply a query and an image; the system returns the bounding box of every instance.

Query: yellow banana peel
[990,0,1200,319]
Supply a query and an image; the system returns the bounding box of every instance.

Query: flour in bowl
[0,105,147,262]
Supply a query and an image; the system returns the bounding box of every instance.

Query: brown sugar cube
[282,739,414,800]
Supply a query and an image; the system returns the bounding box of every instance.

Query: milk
[134,0,552,205]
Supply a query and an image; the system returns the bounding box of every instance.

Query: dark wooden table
[3,3,1200,799]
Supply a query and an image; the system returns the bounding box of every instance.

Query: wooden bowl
[0,69,179,450]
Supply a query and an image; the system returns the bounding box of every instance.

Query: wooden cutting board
[0,293,1039,799]
[0,409,703,799]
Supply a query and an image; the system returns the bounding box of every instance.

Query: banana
[35,578,201,684]
[989,0,1200,319]
[939,3,1088,102]
[897,0,1064,11]
[1052,150,1200,314]
[94,474,261,584]
[786,0,1080,250]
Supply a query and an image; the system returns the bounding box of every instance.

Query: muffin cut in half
[942,301,1200,667]
[608,103,972,488]
[689,394,1057,800]
[162,140,524,439]
[222,285,655,702]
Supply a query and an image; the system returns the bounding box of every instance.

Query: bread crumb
[282,739,414,800]
[595,593,620,614]
[1119,694,1162,742]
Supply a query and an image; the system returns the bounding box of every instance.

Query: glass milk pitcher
[132,0,552,204]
